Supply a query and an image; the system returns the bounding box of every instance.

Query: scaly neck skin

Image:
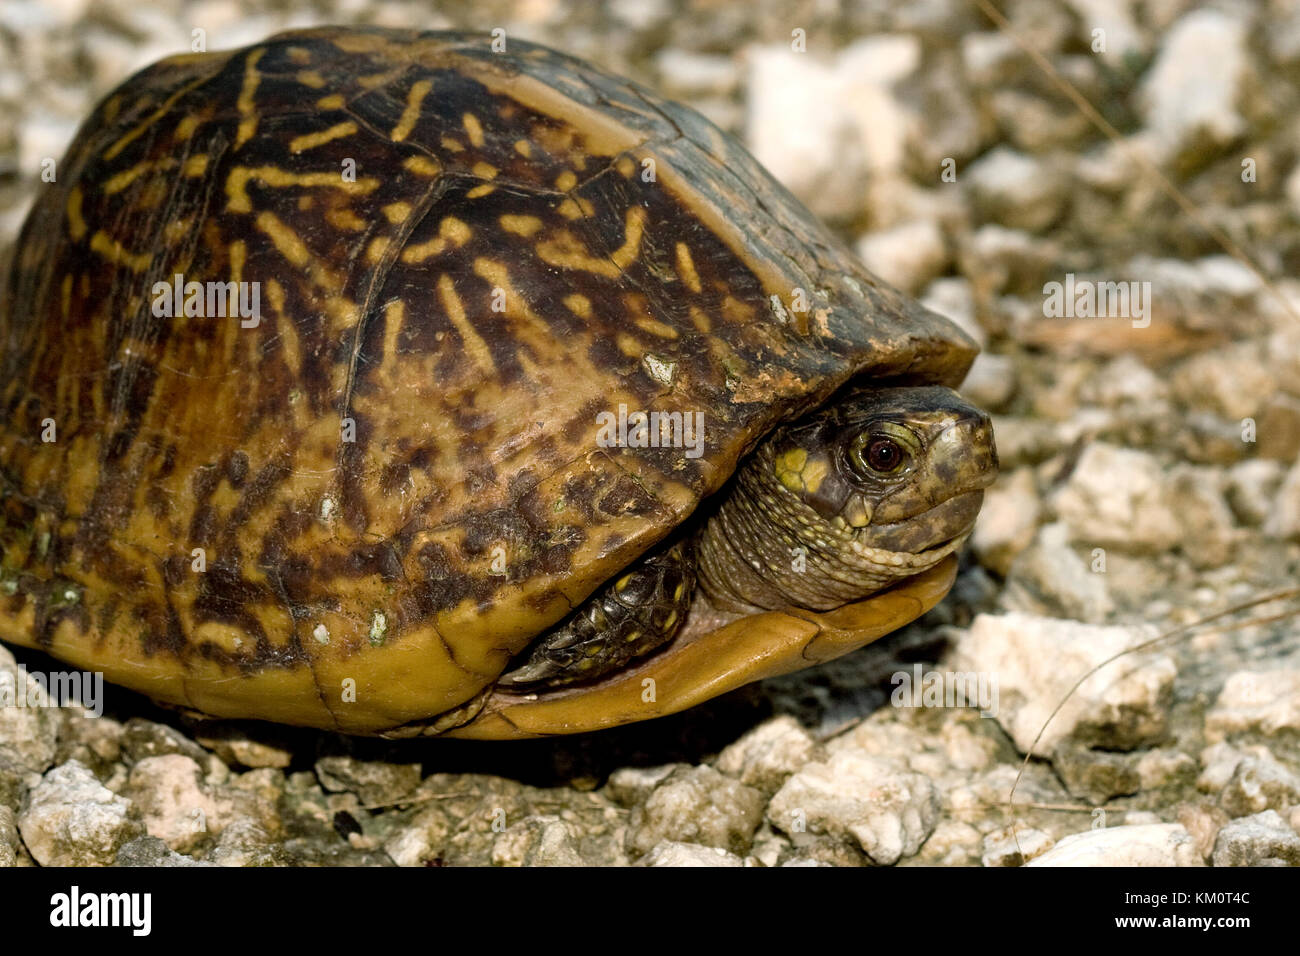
[695,442,968,612]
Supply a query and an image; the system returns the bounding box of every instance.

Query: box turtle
[0,27,997,738]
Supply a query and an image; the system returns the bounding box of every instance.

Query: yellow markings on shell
[472,161,498,180]
[289,121,357,153]
[402,154,441,177]
[437,274,494,375]
[466,184,496,199]
[564,294,592,318]
[689,305,712,333]
[676,242,702,293]
[500,214,543,237]
[317,94,345,110]
[234,48,266,148]
[382,299,405,363]
[616,333,643,357]
[440,135,464,152]
[463,64,802,317]
[332,33,388,54]
[297,70,326,88]
[174,112,202,141]
[325,207,366,231]
[514,139,532,158]
[382,202,412,224]
[609,206,646,270]
[255,211,310,268]
[555,170,577,192]
[60,274,72,319]
[616,156,636,178]
[89,230,151,271]
[440,217,471,245]
[225,166,379,213]
[401,216,471,264]
[324,297,359,336]
[102,158,175,195]
[537,230,620,278]
[365,235,390,265]
[537,206,643,277]
[229,239,246,285]
[530,120,577,159]
[105,71,210,160]
[163,217,194,244]
[463,113,485,148]
[556,198,584,219]
[359,69,403,90]
[66,187,86,241]
[722,295,755,324]
[255,215,343,296]
[392,79,432,142]
[185,620,248,657]
[220,275,243,375]
[264,278,299,376]
[183,155,208,177]
[473,258,552,338]
[634,317,678,339]
[557,196,596,220]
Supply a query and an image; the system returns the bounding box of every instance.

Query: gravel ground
[2,0,1300,867]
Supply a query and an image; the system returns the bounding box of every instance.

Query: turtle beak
[869,490,985,554]
[942,408,999,494]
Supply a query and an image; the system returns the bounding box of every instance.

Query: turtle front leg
[498,541,695,688]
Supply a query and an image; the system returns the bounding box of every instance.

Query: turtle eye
[849,427,915,477]
[865,437,903,472]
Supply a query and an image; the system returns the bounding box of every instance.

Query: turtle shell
[0,27,976,735]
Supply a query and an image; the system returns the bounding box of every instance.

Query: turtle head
[697,385,998,611]
[774,386,997,551]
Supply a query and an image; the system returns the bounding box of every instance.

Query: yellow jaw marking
[842,494,873,528]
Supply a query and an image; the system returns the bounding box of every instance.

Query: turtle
[0,26,997,739]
